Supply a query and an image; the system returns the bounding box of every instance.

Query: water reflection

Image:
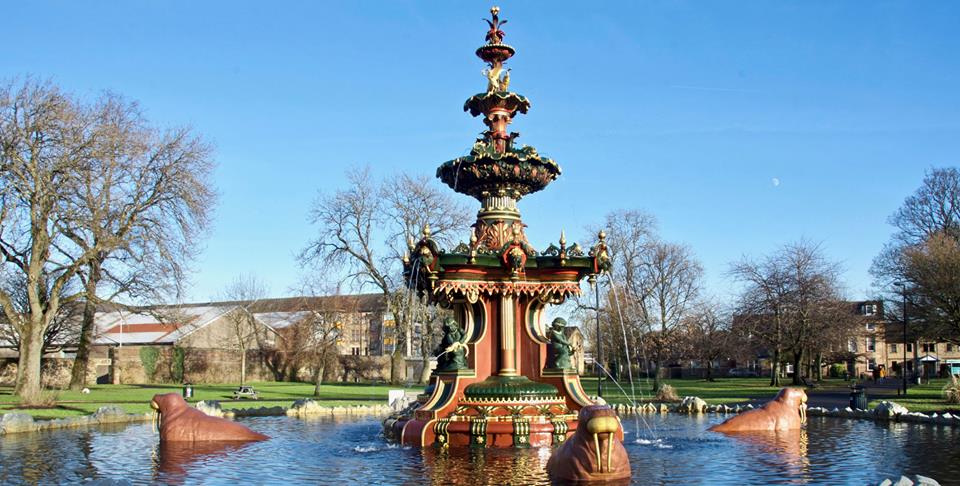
[420,445,550,485]
[715,429,810,480]
[0,415,958,485]
[155,441,252,483]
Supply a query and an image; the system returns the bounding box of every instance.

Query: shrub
[943,374,960,404]
[170,347,186,383]
[829,364,846,378]
[655,384,679,402]
[139,346,160,382]
[19,387,59,408]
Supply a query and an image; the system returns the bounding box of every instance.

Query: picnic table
[233,386,259,400]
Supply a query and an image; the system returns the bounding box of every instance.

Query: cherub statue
[546,317,573,370]
[435,317,468,372]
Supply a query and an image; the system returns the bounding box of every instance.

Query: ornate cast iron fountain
[387,7,613,450]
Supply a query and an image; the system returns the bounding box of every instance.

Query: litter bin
[849,386,867,410]
[182,383,193,399]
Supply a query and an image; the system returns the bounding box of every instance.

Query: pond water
[0,414,957,485]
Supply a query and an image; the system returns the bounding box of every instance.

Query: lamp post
[894,281,908,396]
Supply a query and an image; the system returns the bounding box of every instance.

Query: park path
[741,377,905,409]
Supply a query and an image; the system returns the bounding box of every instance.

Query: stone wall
[0,356,109,388]
[111,345,277,384]
[0,346,395,387]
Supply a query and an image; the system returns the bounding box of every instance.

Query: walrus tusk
[606,432,613,472]
[593,433,602,473]
[151,399,161,433]
[586,415,620,473]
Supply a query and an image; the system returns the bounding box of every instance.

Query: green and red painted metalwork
[386,7,614,449]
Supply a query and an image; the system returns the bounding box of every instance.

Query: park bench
[233,386,259,400]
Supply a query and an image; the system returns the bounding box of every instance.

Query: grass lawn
[9,376,940,420]
[867,378,960,413]
[580,377,789,405]
[0,381,411,420]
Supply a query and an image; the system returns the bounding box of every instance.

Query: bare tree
[219,275,272,387]
[644,241,703,390]
[64,93,215,390]
[680,301,731,382]
[731,241,850,386]
[284,279,349,395]
[873,168,960,343]
[901,232,960,343]
[581,210,657,383]
[584,210,702,392]
[299,167,470,384]
[0,79,104,397]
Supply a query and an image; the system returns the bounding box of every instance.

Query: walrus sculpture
[709,388,808,433]
[547,405,631,483]
[150,393,268,442]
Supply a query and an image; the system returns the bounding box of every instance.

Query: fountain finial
[422,223,432,239]
[485,7,507,45]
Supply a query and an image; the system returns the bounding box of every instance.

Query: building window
[862,304,877,316]
[865,322,876,331]
[948,344,955,352]
[890,343,898,353]
[907,343,913,353]
[868,337,876,352]
[922,343,937,353]
[868,359,876,370]
[351,347,360,356]
[848,339,858,352]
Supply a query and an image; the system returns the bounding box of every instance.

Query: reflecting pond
[0,414,957,485]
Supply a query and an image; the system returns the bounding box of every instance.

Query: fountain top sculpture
[436,7,559,208]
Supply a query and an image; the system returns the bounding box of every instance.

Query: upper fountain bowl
[436,139,561,201]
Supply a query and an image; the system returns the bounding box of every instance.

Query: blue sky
[3,1,958,303]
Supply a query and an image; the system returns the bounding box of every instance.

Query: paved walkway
[741,378,907,409]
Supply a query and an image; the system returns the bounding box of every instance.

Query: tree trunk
[791,349,804,385]
[312,364,325,396]
[419,354,432,384]
[240,347,247,386]
[815,351,823,381]
[705,360,714,382]
[652,360,662,392]
[70,262,101,390]
[15,322,46,397]
[418,327,432,384]
[390,349,404,385]
[770,348,781,387]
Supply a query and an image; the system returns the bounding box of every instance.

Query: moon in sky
[772,177,781,187]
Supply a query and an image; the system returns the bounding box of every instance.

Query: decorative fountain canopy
[436,6,561,205]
